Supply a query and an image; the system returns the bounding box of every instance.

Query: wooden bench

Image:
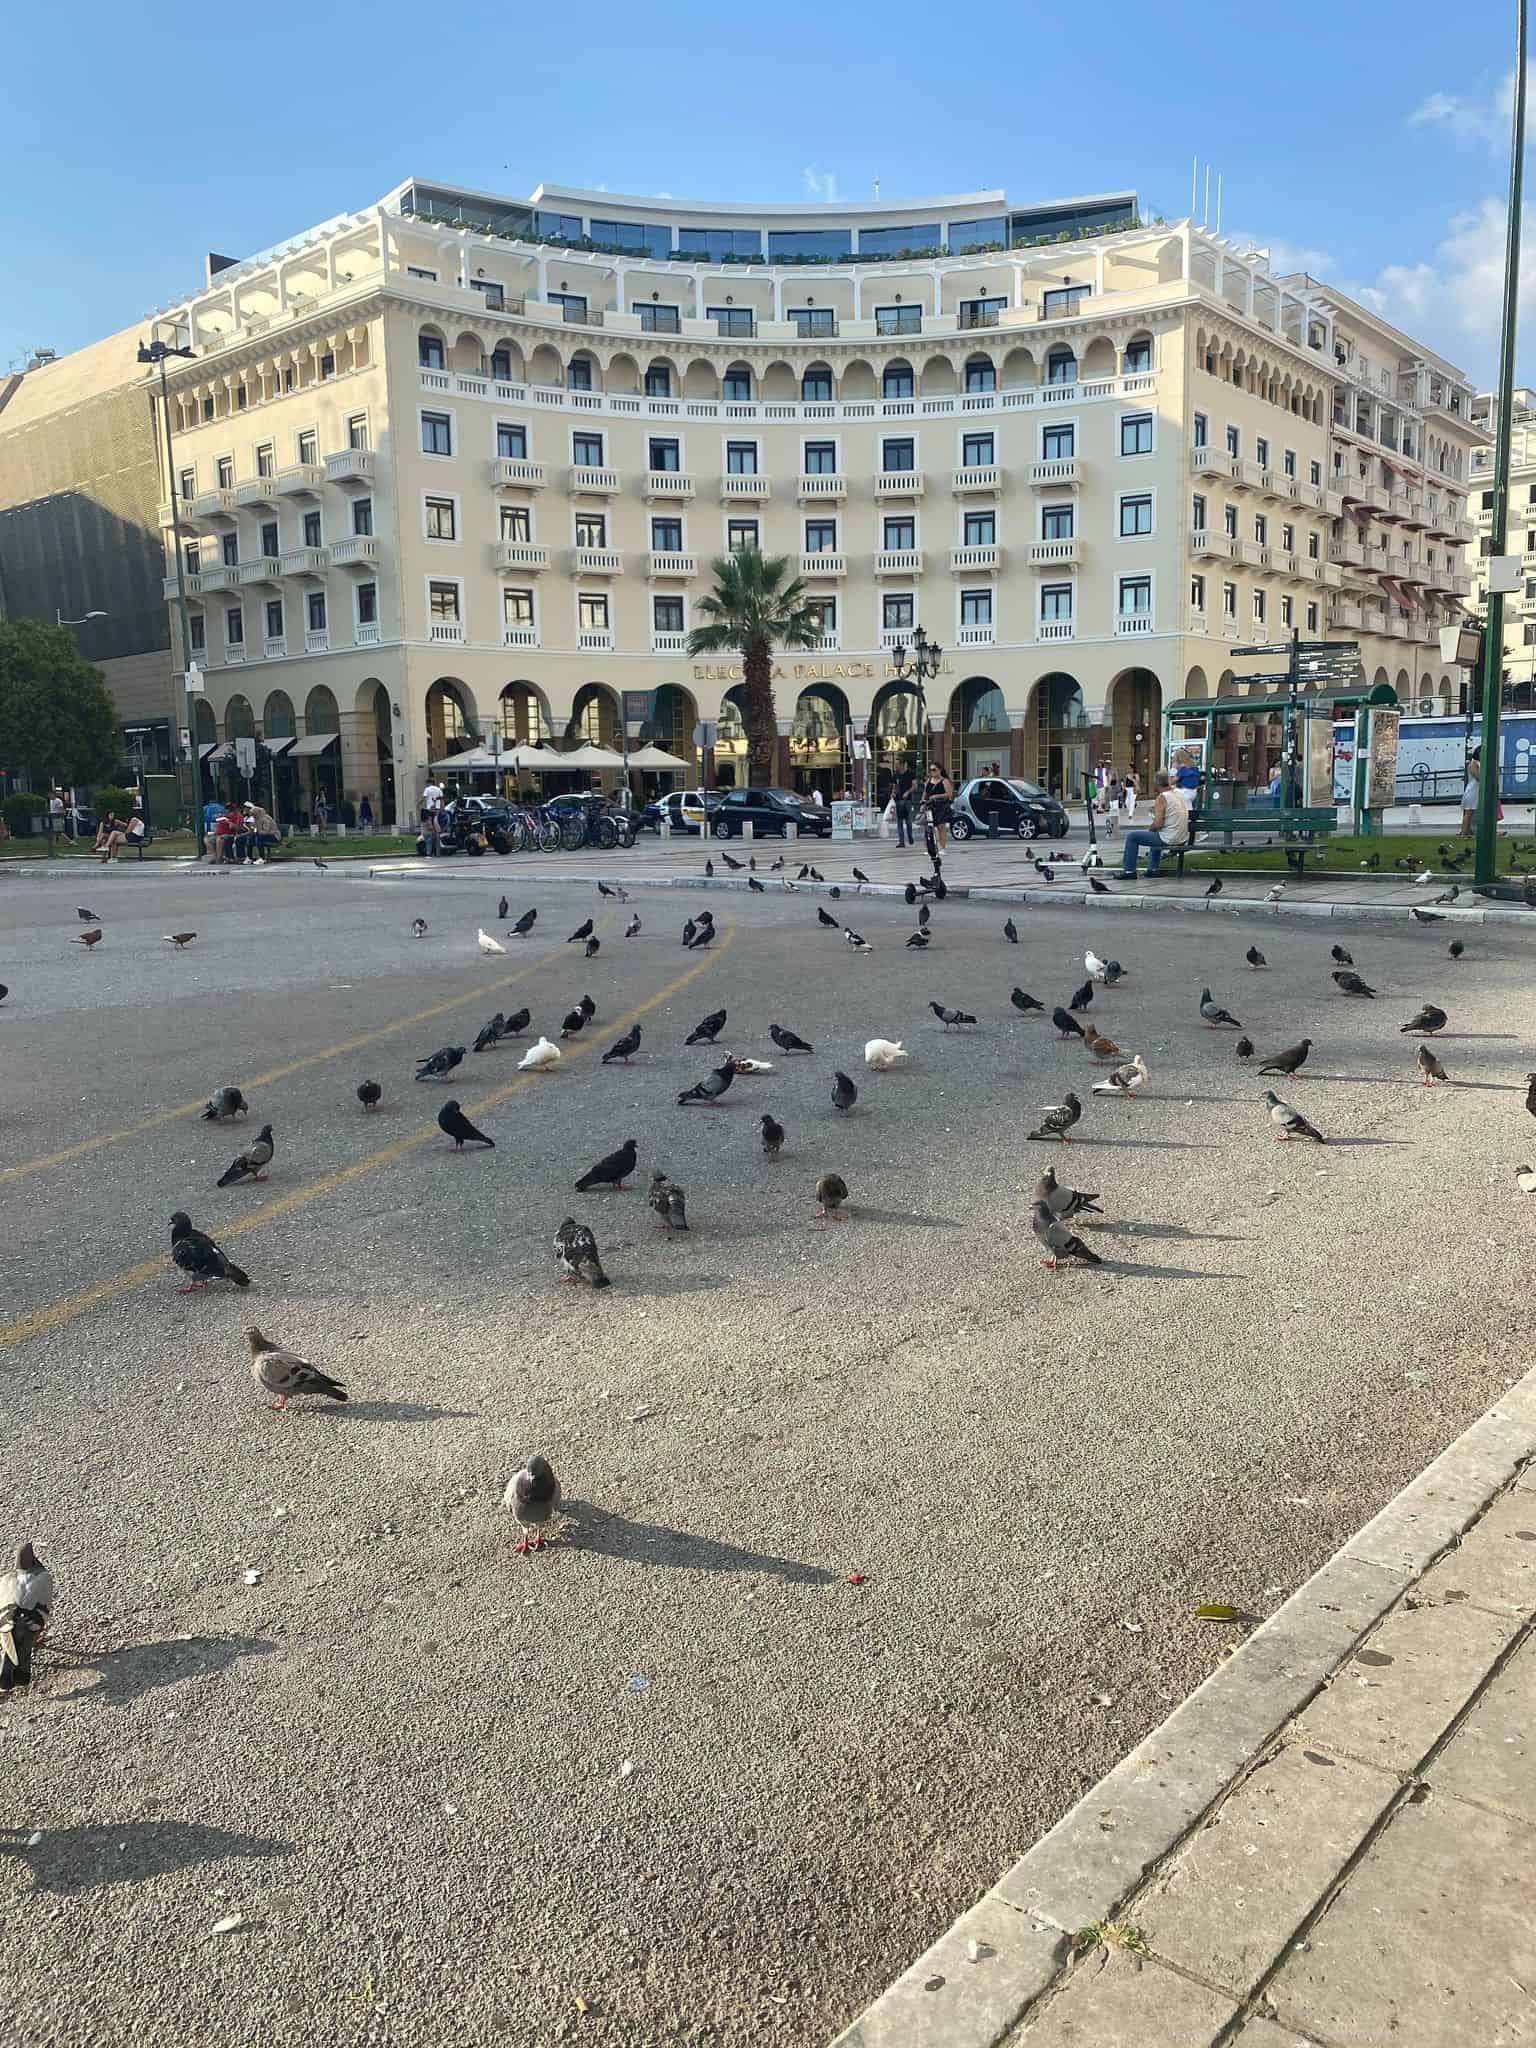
[1171,804,1338,877]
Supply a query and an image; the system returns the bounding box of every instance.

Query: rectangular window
[297,429,317,464]
[216,455,233,488]
[1040,583,1073,620]
[1284,448,1297,477]
[789,308,837,337]
[882,437,916,472]
[1041,424,1075,460]
[1120,413,1153,456]
[807,596,836,638]
[727,520,759,551]
[1253,513,1268,543]
[964,510,996,546]
[256,443,274,477]
[235,387,247,410]
[883,515,916,551]
[636,304,681,333]
[1224,505,1239,537]
[1119,493,1153,537]
[1041,502,1074,540]
[962,431,994,467]
[1280,595,1294,626]
[1119,575,1152,615]
[567,359,593,392]
[225,606,244,645]
[1190,572,1205,610]
[421,412,452,456]
[221,531,238,566]
[419,333,445,370]
[178,466,195,499]
[468,280,504,311]
[501,504,531,542]
[547,292,587,321]
[496,422,528,460]
[302,509,322,547]
[1256,437,1270,467]
[654,594,685,633]
[307,591,327,632]
[804,519,838,552]
[1042,285,1090,316]
[875,305,922,336]
[357,582,378,626]
[265,599,283,638]
[575,511,607,548]
[572,431,605,467]
[1306,601,1319,632]
[1192,412,1208,448]
[722,367,751,401]
[964,357,996,393]
[491,346,512,381]
[1123,337,1152,372]
[883,592,915,629]
[425,497,456,541]
[1309,460,1322,485]
[347,414,369,451]
[202,396,215,419]
[648,437,681,472]
[578,592,609,630]
[260,521,279,558]
[651,517,683,551]
[803,440,837,473]
[726,441,758,474]
[709,307,755,336]
[1225,424,1241,457]
[960,588,992,626]
[504,588,534,626]
[1253,588,1266,622]
[1222,581,1237,618]
[1281,522,1295,551]
[353,499,373,537]
[958,294,1008,325]
[189,613,205,651]
[184,541,200,574]
[428,581,460,623]
[1192,492,1207,529]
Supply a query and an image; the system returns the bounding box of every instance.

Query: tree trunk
[741,637,777,786]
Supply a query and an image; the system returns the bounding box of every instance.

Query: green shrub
[94,786,136,819]
[3,791,44,836]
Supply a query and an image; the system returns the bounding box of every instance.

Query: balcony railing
[235,558,281,586]
[799,552,846,577]
[957,307,1004,330]
[164,572,204,598]
[223,643,247,664]
[652,631,689,653]
[235,477,278,509]
[797,473,847,499]
[952,544,1002,572]
[330,536,380,568]
[501,624,540,649]
[275,463,326,498]
[721,473,770,498]
[578,627,615,650]
[263,635,286,660]
[304,628,330,653]
[951,465,1000,493]
[642,471,695,499]
[574,547,623,575]
[1026,539,1076,566]
[1115,612,1154,635]
[430,620,465,643]
[1029,457,1080,487]
[873,469,924,496]
[279,547,329,577]
[325,449,375,487]
[493,542,548,571]
[956,623,996,645]
[1038,618,1074,640]
[879,626,915,650]
[569,465,620,494]
[490,457,547,488]
[1189,446,1236,480]
[875,549,923,575]
[354,622,381,646]
[183,488,237,523]
[647,551,697,578]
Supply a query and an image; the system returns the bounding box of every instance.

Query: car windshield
[766,790,800,806]
[1006,779,1049,801]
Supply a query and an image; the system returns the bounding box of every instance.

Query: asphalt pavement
[2,856,1534,2047]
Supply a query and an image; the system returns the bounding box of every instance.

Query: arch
[948,674,1009,782]
[1372,666,1390,690]
[571,680,621,750]
[1046,344,1077,386]
[499,679,554,747]
[1001,344,1036,387]
[350,679,394,825]
[649,682,698,758]
[801,359,834,402]
[1123,330,1155,373]
[1183,665,1209,700]
[417,323,447,370]
[261,689,296,737]
[527,341,564,388]
[1028,671,1087,794]
[759,359,797,401]
[686,357,721,400]
[642,355,676,398]
[869,680,926,800]
[882,357,915,400]
[606,351,640,395]
[962,352,997,394]
[224,693,256,740]
[1108,667,1162,784]
[720,358,753,401]
[193,697,217,745]
[425,677,476,761]
[450,327,489,374]
[788,683,848,795]
[840,358,877,401]
[922,356,958,397]
[303,684,340,734]
[489,336,524,383]
[567,347,600,392]
[710,684,749,787]
[1080,335,1116,378]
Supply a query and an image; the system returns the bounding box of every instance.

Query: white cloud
[1409,68,1528,148]
[1347,197,1535,377]
[1230,231,1337,279]
[802,165,843,204]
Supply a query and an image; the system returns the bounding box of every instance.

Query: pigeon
[687,922,715,950]
[162,932,197,949]
[1359,853,1381,870]
[412,918,428,938]
[831,1071,858,1114]
[749,856,756,871]
[798,865,811,881]
[843,928,872,952]
[1036,865,1056,884]
[1265,883,1286,903]
[1087,876,1111,896]
[625,914,642,938]
[1204,877,1224,898]
[1092,1052,1148,1098]
[1051,1006,1086,1040]
[597,880,619,898]
[705,859,715,877]
[512,908,537,937]
[601,1025,642,1066]
[852,867,870,886]
[518,1036,562,1072]
[815,1172,849,1221]
[917,906,932,931]
[0,985,6,1003]
[246,1327,348,1410]
[816,905,840,929]
[217,1124,275,1186]
[1003,919,1019,944]
[1010,988,1044,1016]
[169,1211,250,1290]
[1084,951,1118,983]
[1448,940,1465,961]
[648,1170,689,1230]
[1082,1027,1123,1060]
[810,867,826,883]
[567,919,594,944]
[1068,980,1094,1012]
[1031,1200,1102,1269]
[313,857,329,872]
[473,1016,504,1053]
[1431,886,1460,907]
[1331,945,1354,966]
[584,936,601,958]
[1527,1074,1536,1122]
[1263,1090,1326,1143]
[760,1112,786,1157]
[687,1009,727,1046]
[498,895,509,921]
[1245,946,1267,969]
[504,1008,531,1037]
[560,1008,586,1040]
[1033,1166,1102,1220]
[906,931,930,950]
[70,927,103,949]
[770,1025,813,1055]
[864,1038,908,1070]
[721,851,743,871]
[76,907,102,924]
[1101,959,1126,986]
[554,1221,609,1290]
[0,1543,53,1692]
[415,1046,465,1080]
[1333,970,1376,997]
[356,1079,382,1111]
[579,994,596,1021]
[201,1086,248,1121]
[1417,1045,1449,1088]
[504,1455,562,1552]
[1028,1093,1082,1143]
[1395,856,1420,872]
[748,875,765,894]
[1199,988,1242,1029]
[1410,907,1444,925]
[769,856,784,872]
[576,1137,637,1192]
[731,1056,775,1075]
[1234,1036,1255,1061]
[439,1101,494,1149]
[929,1003,976,1030]
[478,928,506,956]
[1515,1163,1536,1195]
[1401,1005,1447,1035]
[1258,1039,1311,1076]
[678,1058,736,1106]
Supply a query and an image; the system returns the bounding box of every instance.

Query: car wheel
[487,830,511,855]
[949,815,973,842]
[1016,815,1039,841]
[712,818,732,839]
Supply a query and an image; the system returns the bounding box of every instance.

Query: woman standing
[1461,751,1480,837]
[922,760,954,851]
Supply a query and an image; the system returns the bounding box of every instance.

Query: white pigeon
[1085,949,1112,983]
[843,927,873,952]
[864,1038,908,1071]
[478,928,506,955]
[1413,870,1434,886]
[1092,1051,1148,1098]
[518,1036,562,1072]
[1265,883,1286,903]
[731,1056,776,1074]
[1516,1164,1536,1196]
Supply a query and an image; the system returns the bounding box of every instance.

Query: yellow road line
[0,935,591,1189]
[0,924,733,1353]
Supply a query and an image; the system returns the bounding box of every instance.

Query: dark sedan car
[710,788,832,839]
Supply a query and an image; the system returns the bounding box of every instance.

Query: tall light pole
[57,609,107,629]
[1474,0,1527,886]
[890,623,944,790]
[138,333,202,845]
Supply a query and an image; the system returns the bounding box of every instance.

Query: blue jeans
[894,800,913,846]
[1119,828,1170,877]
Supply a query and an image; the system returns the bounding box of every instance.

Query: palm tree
[686,550,824,785]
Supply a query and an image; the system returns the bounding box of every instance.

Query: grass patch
[1072,1921,1149,1956]
[0,832,419,863]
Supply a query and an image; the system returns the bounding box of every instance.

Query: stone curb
[826,1368,1536,2048]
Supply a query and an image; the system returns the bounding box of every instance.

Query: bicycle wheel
[537,821,562,852]
[596,816,619,850]
[560,817,585,852]
[615,815,638,849]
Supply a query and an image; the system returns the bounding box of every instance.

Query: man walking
[420,776,444,856]
[892,763,916,847]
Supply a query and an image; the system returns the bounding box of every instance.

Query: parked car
[710,788,832,839]
[639,789,722,835]
[949,776,1070,842]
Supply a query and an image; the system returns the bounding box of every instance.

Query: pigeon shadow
[50,1633,276,1707]
[0,1820,293,1896]
[333,1400,481,1424]
[559,1502,836,1584]
[1319,1136,1410,1148]
[1107,1221,1248,1243]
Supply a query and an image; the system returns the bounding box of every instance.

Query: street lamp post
[57,609,107,629]
[138,333,202,847]
[889,623,945,795]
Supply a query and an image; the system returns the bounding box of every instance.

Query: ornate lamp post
[138,334,203,839]
[889,624,945,788]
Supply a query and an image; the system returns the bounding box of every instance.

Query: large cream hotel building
[141,178,1483,819]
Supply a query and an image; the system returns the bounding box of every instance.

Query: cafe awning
[199,742,232,762]
[260,735,296,757]
[556,743,628,769]
[429,746,504,771]
[287,733,340,757]
[626,743,691,770]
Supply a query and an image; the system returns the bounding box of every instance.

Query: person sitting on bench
[1118,769,1190,881]
[124,810,149,860]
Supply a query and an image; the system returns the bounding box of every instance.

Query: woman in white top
[1117,769,1190,879]
[1460,753,1479,836]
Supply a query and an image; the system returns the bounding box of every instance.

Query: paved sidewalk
[832,1375,1536,2048]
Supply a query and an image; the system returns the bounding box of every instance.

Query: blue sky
[1,0,1530,387]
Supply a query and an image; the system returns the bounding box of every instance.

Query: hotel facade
[136,178,1483,819]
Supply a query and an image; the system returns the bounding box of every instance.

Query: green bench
[1173,804,1338,876]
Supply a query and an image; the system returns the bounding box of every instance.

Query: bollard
[785,820,797,844]
[742,819,754,841]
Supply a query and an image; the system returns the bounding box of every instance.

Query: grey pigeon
[217,1124,274,1186]
[678,1058,735,1106]
[1031,1200,1102,1269]
[760,1112,785,1157]
[1263,1090,1326,1143]
[0,1543,53,1691]
[1401,1004,1448,1035]
[170,1211,249,1290]
[1003,919,1019,943]
[625,914,641,939]
[1033,1165,1102,1221]
[831,1070,858,1113]
[415,1045,465,1080]
[247,1326,347,1410]
[553,1218,610,1288]
[601,1025,642,1066]
[815,1172,849,1220]
[1257,1039,1311,1077]
[686,1008,727,1046]
[1199,987,1242,1028]
[76,906,102,924]
[906,930,930,949]
[648,1170,689,1230]
[503,1455,561,1552]
[1417,1045,1449,1087]
[929,1002,976,1030]
[1333,971,1376,997]
[1245,946,1267,969]
[585,936,600,958]
[473,1015,505,1053]
[1028,1092,1082,1143]
[201,1085,248,1121]
[770,1024,813,1055]
[1331,944,1353,966]
[497,895,509,922]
